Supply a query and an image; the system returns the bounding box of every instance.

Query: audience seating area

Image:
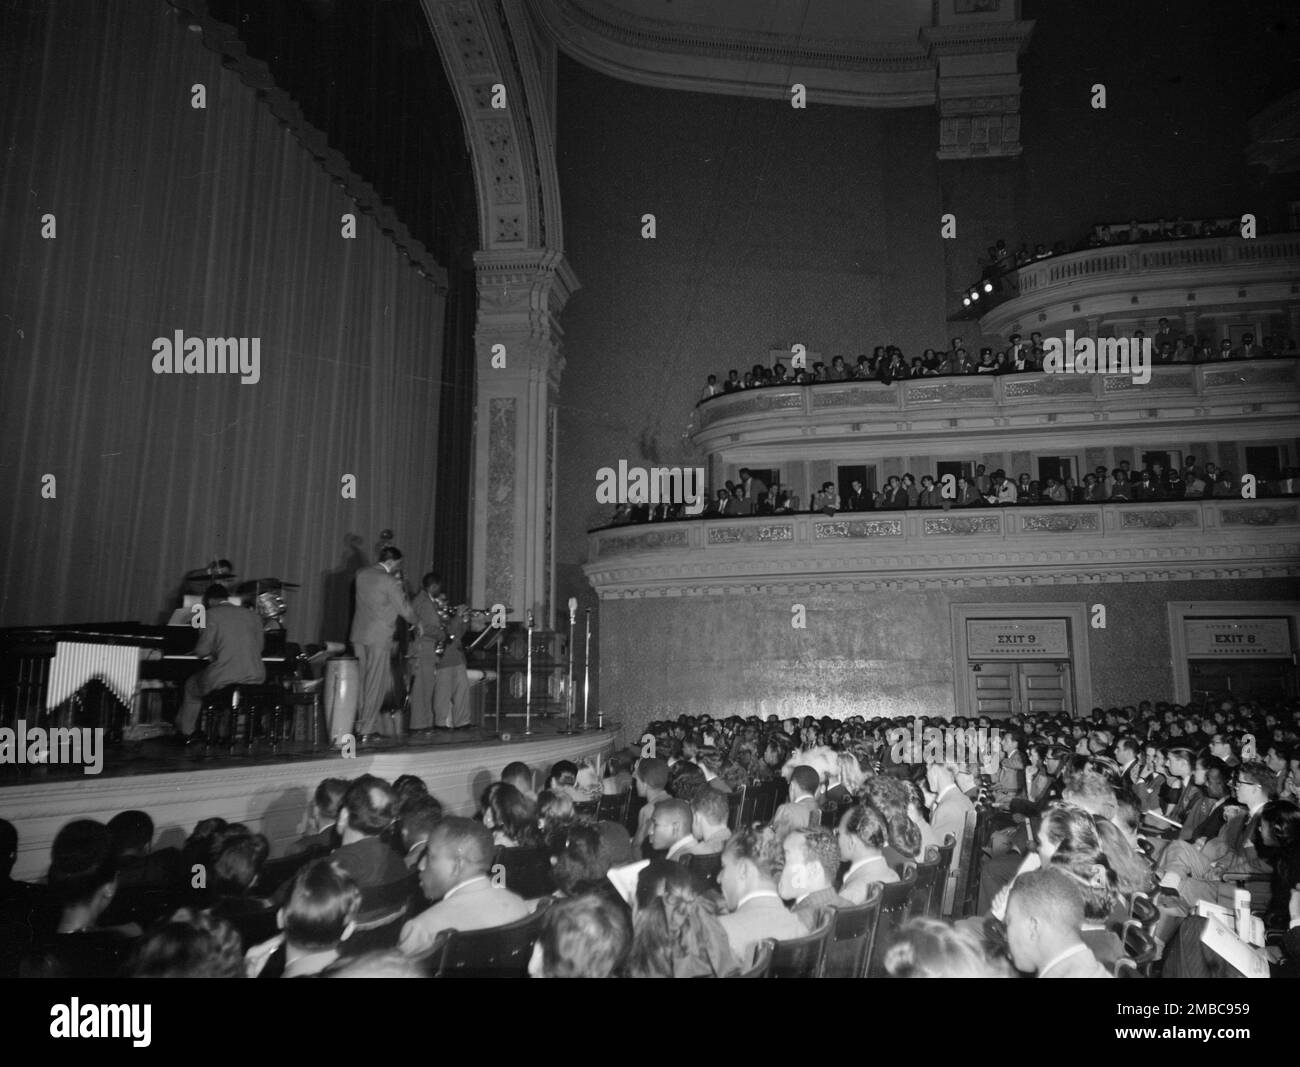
[2,695,1297,978]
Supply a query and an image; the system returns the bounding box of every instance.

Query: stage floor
[0,718,601,786]
[1,722,622,883]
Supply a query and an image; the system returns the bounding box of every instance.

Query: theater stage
[1,723,622,882]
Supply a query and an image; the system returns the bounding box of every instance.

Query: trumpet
[430,595,493,655]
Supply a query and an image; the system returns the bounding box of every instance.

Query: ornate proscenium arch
[420,0,580,625]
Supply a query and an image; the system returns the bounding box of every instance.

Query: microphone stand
[564,598,577,734]
[524,611,534,737]
[582,609,592,730]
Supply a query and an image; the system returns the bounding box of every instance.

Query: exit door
[970,661,1073,717]
[1188,659,1298,704]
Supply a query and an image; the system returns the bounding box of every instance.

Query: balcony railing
[692,358,1300,441]
[584,498,1300,594]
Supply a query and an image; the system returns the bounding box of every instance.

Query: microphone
[568,597,578,624]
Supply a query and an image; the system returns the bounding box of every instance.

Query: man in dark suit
[178,585,266,737]
[1159,762,1277,906]
[348,547,414,744]
[772,765,821,840]
[329,776,412,928]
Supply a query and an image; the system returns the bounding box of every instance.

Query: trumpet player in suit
[416,572,473,730]
[348,546,414,744]
[409,572,445,733]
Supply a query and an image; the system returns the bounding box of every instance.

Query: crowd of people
[698,326,1296,399]
[604,456,1299,526]
[2,695,1296,979]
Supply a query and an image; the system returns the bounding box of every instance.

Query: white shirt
[733,889,783,911]
[665,836,698,862]
[442,875,489,902]
[1038,943,1096,978]
[844,855,892,882]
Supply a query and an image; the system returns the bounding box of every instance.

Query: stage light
[963,296,971,306]
[983,281,994,293]
[970,288,980,301]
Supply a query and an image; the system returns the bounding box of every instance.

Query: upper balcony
[691,359,1300,461]
[976,232,1300,338]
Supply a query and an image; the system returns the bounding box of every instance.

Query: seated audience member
[106,810,182,893]
[925,761,975,864]
[399,817,530,958]
[696,749,732,794]
[1181,760,1230,841]
[884,917,1014,978]
[1004,868,1112,978]
[717,826,807,964]
[549,824,623,914]
[602,754,634,795]
[245,859,361,978]
[1158,760,1277,905]
[689,789,732,857]
[536,790,577,844]
[772,765,822,839]
[207,832,277,949]
[481,782,538,848]
[128,908,244,978]
[626,861,738,978]
[392,774,431,815]
[22,820,135,978]
[838,803,901,904]
[780,827,850,928]
[294,778,349,855]
[501,761,536,803]
[667,760,707,801]
[649,799,697,862]
[330,776,411,924]
[992,731,1027,808]
[547,759,596,803]
[399,798,444,869]
[632,758,672,853]
[528,894,631,978]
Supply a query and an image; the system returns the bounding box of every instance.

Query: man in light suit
[779,827,850,930]
[718,826,806,966]
[927,760,976,865]
[348,546,414,744]
[178,585,265,737]
[399,817,530,959]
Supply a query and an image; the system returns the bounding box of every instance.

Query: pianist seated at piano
[177,585,267,740]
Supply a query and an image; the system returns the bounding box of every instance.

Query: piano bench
[200,683,284,757]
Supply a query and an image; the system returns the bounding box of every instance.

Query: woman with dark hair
[625,862,738,977]
[207,833,277,950]
[129,908,244,978]
[549,824,624,915]
[480,782,538,849]
[861,776,922,866]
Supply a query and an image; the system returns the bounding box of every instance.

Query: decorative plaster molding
[1020,512,1100,533]
[708,525,794,544]
[924,515,1002,535]
[1221,505,1299,526]
[1120,509,1199,530]
[814,519,904,539]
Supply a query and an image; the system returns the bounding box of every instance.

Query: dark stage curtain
[0,0,447,643]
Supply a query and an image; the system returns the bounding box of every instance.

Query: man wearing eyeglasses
[1157,761,1278,906]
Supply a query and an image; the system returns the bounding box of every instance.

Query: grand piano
[0,621,297,739]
